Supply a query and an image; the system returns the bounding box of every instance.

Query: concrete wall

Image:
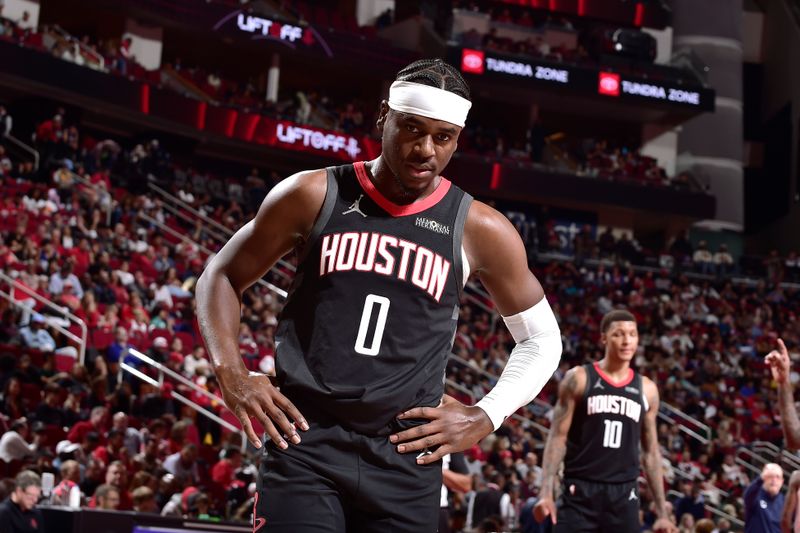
[673,0,744,230]
[747,0,800,252]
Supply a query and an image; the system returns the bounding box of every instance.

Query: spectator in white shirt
[693,240,714,275]
[0,105,12,136]
[0,419,41,463]
[163,444,200,486]
[183,346,209,377]
[713,244,734,278]
[49,263,83,298]
[20,313,57,352]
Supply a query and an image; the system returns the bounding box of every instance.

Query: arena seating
[0,108,796,531]
[0,13,704,194]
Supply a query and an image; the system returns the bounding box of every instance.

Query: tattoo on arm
[540,370,579,498]
[641,382,668,519]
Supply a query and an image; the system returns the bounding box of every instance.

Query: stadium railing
[657,402,712,445]
[121,347,248,451]
[135,210,287,300]
[0,271,89,364]
[745,441,800,476]
[146,181,297,283]
[66,169,115,226]
[2,131,40,171]
[736,446,787,480]
[666,489,744,529]
[50,24,106,71]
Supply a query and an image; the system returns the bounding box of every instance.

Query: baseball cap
[153,337,168,348]
[56,440,81,455]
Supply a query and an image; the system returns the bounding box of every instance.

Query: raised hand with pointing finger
[765,338,800,449]
[766,338,791,385]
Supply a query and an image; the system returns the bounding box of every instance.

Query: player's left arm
[390,202,562,464]
[641,377,676,533]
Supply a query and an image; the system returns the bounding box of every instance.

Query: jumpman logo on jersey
[593,379,605,390]
[343,194,367,217]
[628,488,638,501]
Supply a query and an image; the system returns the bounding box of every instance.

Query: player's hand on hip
[389,394,494,465]
[652,517,677,533]
[766,338,791,384]
[220,370,309,450]
[533,496,557,524]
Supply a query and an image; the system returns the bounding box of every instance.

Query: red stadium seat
[92,330,115,350]
[174,331,196,350]
[149,328,173,344]
[55,351,77,373]
[21,382,41,408]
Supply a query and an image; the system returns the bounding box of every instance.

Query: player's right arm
[781,471,800,533]
[196,169,328,450]
[534,366,585,524]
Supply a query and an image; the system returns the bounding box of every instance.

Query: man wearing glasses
[0,470,44,532]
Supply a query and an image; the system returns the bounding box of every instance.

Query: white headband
[387,80,471,128]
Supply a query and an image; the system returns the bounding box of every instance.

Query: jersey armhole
[452,193,473,299]
[297,167,338,264]
[640,374,650,412]
[580,363,592,400]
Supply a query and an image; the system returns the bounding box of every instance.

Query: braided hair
[395,58,471,101]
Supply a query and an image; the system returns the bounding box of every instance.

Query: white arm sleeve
[475,297,562,430]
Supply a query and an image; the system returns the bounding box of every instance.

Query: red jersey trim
[593,362,634,388]
[353,161,451,217]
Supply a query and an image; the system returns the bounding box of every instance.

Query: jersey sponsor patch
[415,217,450,235]
[319,231,451,302]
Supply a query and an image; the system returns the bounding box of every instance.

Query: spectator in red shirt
[35,114,62,144]
[211,447,242,489]
[67,406,108,444]
[92,428,129,469]
[90,168,112,190]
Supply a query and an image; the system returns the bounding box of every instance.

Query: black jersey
[563,362,646,483]
[274,162,472,436]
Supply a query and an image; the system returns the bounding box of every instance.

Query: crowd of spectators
[453,2,592,65]
[166,60,372,135]
[0,11,376,137]
[0,109,798,532]
[460,125,700,193]
[1,5,788,533]
[0,112,285,524]
[2,8,711,197]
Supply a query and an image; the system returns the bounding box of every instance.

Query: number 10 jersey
[274,162,472,436]
[564,362,647,483]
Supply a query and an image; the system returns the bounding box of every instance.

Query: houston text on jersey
[319,231,451,302]
[586,394,642,422]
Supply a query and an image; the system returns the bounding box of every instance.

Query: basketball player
[533,309,676,533]
[196,59,563,532]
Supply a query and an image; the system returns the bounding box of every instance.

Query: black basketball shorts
[553,478,640,533]
[254,414,442,532]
